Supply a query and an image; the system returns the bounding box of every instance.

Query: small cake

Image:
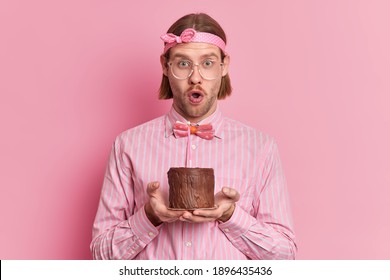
[168,167,215,210]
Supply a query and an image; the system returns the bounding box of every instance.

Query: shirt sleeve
[90,136,159,260]
[218,139,297,259]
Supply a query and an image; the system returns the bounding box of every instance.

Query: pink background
[1,0,389,259]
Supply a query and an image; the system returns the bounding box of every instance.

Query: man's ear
[222,54,230,77]
[160,55,169,76]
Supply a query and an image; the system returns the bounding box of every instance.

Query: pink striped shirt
[91,107,297,259]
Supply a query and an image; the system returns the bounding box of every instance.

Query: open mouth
[188,91,204,104]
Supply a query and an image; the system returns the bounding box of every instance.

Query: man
[91,13,297,259]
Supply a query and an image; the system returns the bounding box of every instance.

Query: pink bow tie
[173,121,214,140]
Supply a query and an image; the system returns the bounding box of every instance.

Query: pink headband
[160,28,226,54]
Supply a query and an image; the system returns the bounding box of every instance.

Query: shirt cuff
[218,205,253,239]
[128,206,160,245]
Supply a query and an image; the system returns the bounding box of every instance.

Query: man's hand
[180,187,240,223]
[144,181,185,226]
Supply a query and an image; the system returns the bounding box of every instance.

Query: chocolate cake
[168,167,215,210]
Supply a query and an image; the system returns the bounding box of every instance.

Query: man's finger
[147,181,160,195]
[180,212,216,223]
[222,187,240,201]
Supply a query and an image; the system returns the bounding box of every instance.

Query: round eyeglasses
[168,59,224,80]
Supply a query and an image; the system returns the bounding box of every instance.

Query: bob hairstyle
[159,13,232,100]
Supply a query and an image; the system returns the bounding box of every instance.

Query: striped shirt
[91,106,297,259]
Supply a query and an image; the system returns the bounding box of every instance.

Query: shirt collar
[165,106,224,139]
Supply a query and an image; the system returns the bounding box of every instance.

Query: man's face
[161,43,229,123]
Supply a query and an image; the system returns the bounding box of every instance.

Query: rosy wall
[1,0,389,259]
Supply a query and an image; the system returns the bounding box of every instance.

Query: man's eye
[178,61,191,68]
[203,60,214,68]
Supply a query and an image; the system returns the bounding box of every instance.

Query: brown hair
[158,13,232,100]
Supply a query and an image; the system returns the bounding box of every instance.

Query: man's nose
[189,65,202,84]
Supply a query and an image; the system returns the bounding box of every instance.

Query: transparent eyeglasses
[168,59,224,80]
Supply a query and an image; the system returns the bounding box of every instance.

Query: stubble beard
[170,79,221,122]
[173,94,217,122]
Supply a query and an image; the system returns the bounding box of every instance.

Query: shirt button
[224,228,230,233]
[185,241,192,247]
[148,232,154,237]
[191,144,197,150]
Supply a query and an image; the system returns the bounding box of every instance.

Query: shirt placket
[186,134,200,167]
